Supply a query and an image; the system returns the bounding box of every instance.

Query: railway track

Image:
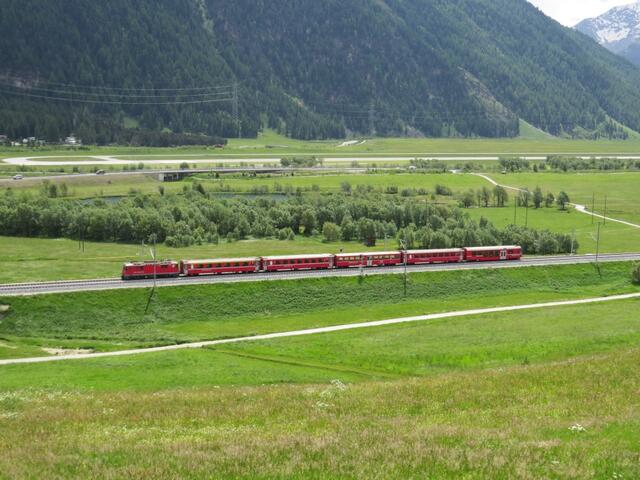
[1,253,639,297]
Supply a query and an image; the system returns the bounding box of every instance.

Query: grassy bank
[0,262,637,358]
[0,297,638,390]
[0,345,638,477]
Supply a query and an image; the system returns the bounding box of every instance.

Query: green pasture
[0,345,637,478]
[0,171,487,197]
[3,129,640,160]
[489,171,640,224]
[0,260,639,478]
[0,296,638,390]
[222,298,640,377]
[468,206,640,253]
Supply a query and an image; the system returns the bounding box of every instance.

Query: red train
[121,246,522,280]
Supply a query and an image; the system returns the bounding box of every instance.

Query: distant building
[22,137,46,146]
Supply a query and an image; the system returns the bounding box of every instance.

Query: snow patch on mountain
[575,2,640,65]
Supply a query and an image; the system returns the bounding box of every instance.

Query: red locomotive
[121,261,181,280]
[121,246,522,280]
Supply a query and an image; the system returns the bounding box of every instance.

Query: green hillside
[2,0,640,142]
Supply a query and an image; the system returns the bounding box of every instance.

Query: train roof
[182,257,259,264]
[406,248,464,254]
[124,260,178,267]
[465,245,521,251]
[262,253,333,260]
[335,251,401,257]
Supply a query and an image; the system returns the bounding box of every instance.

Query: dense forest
[0,187,576,255]
[2,0,640,142]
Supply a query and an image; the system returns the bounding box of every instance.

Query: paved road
[474,173,640,229]
[5,153,640,167]
[1,253,639,297]
[1,292,638,366]
[0,166,373,186]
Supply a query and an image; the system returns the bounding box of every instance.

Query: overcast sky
[528,0,634,26]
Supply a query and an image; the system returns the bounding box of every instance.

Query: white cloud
[528,0,635,26]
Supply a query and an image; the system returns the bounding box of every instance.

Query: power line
[0,83,233,99]
[0,76,234,92]
[0,88,234,105]
[232,81,241,138]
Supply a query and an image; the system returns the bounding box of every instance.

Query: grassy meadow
[490,171,640,224]
[2,135,640,477]
[0,170,489,198]
[1,252,639,476]
[468,205,640,254]
[4,129,640,159]
[3,296,639,389]
[0,300,639,477]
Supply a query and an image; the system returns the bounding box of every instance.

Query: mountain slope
[2,0,640,142]
[576,2,640,66]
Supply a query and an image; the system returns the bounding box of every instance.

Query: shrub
[632,263,640,285]
[435,184,452,196]
[322,222,341,242]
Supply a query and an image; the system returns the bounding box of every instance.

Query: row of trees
[545,156,640,172]
[0,188,576,255]
[457,186,570,210]
[499,156,640,173]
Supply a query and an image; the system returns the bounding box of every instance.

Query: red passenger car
[262,254,333,272]
[464,246,522,262]
[334,251,403,269]
[121,261,181,280]
[405,248,465,265]
[181,258,260,276]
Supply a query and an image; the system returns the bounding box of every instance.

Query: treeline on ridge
[3,0,640,141]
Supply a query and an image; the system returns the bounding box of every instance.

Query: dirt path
[472,173,640,229]
[1,292,639,366]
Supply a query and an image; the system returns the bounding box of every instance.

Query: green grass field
[468,205,640,253]
[1,262,637,359]
[4,137,640,478]
[0,171,489,198]
[4,129,640,158]
[222,299,640,377]
[486,171,640,225]
[1,260,640,477]
[4,297,638,390]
